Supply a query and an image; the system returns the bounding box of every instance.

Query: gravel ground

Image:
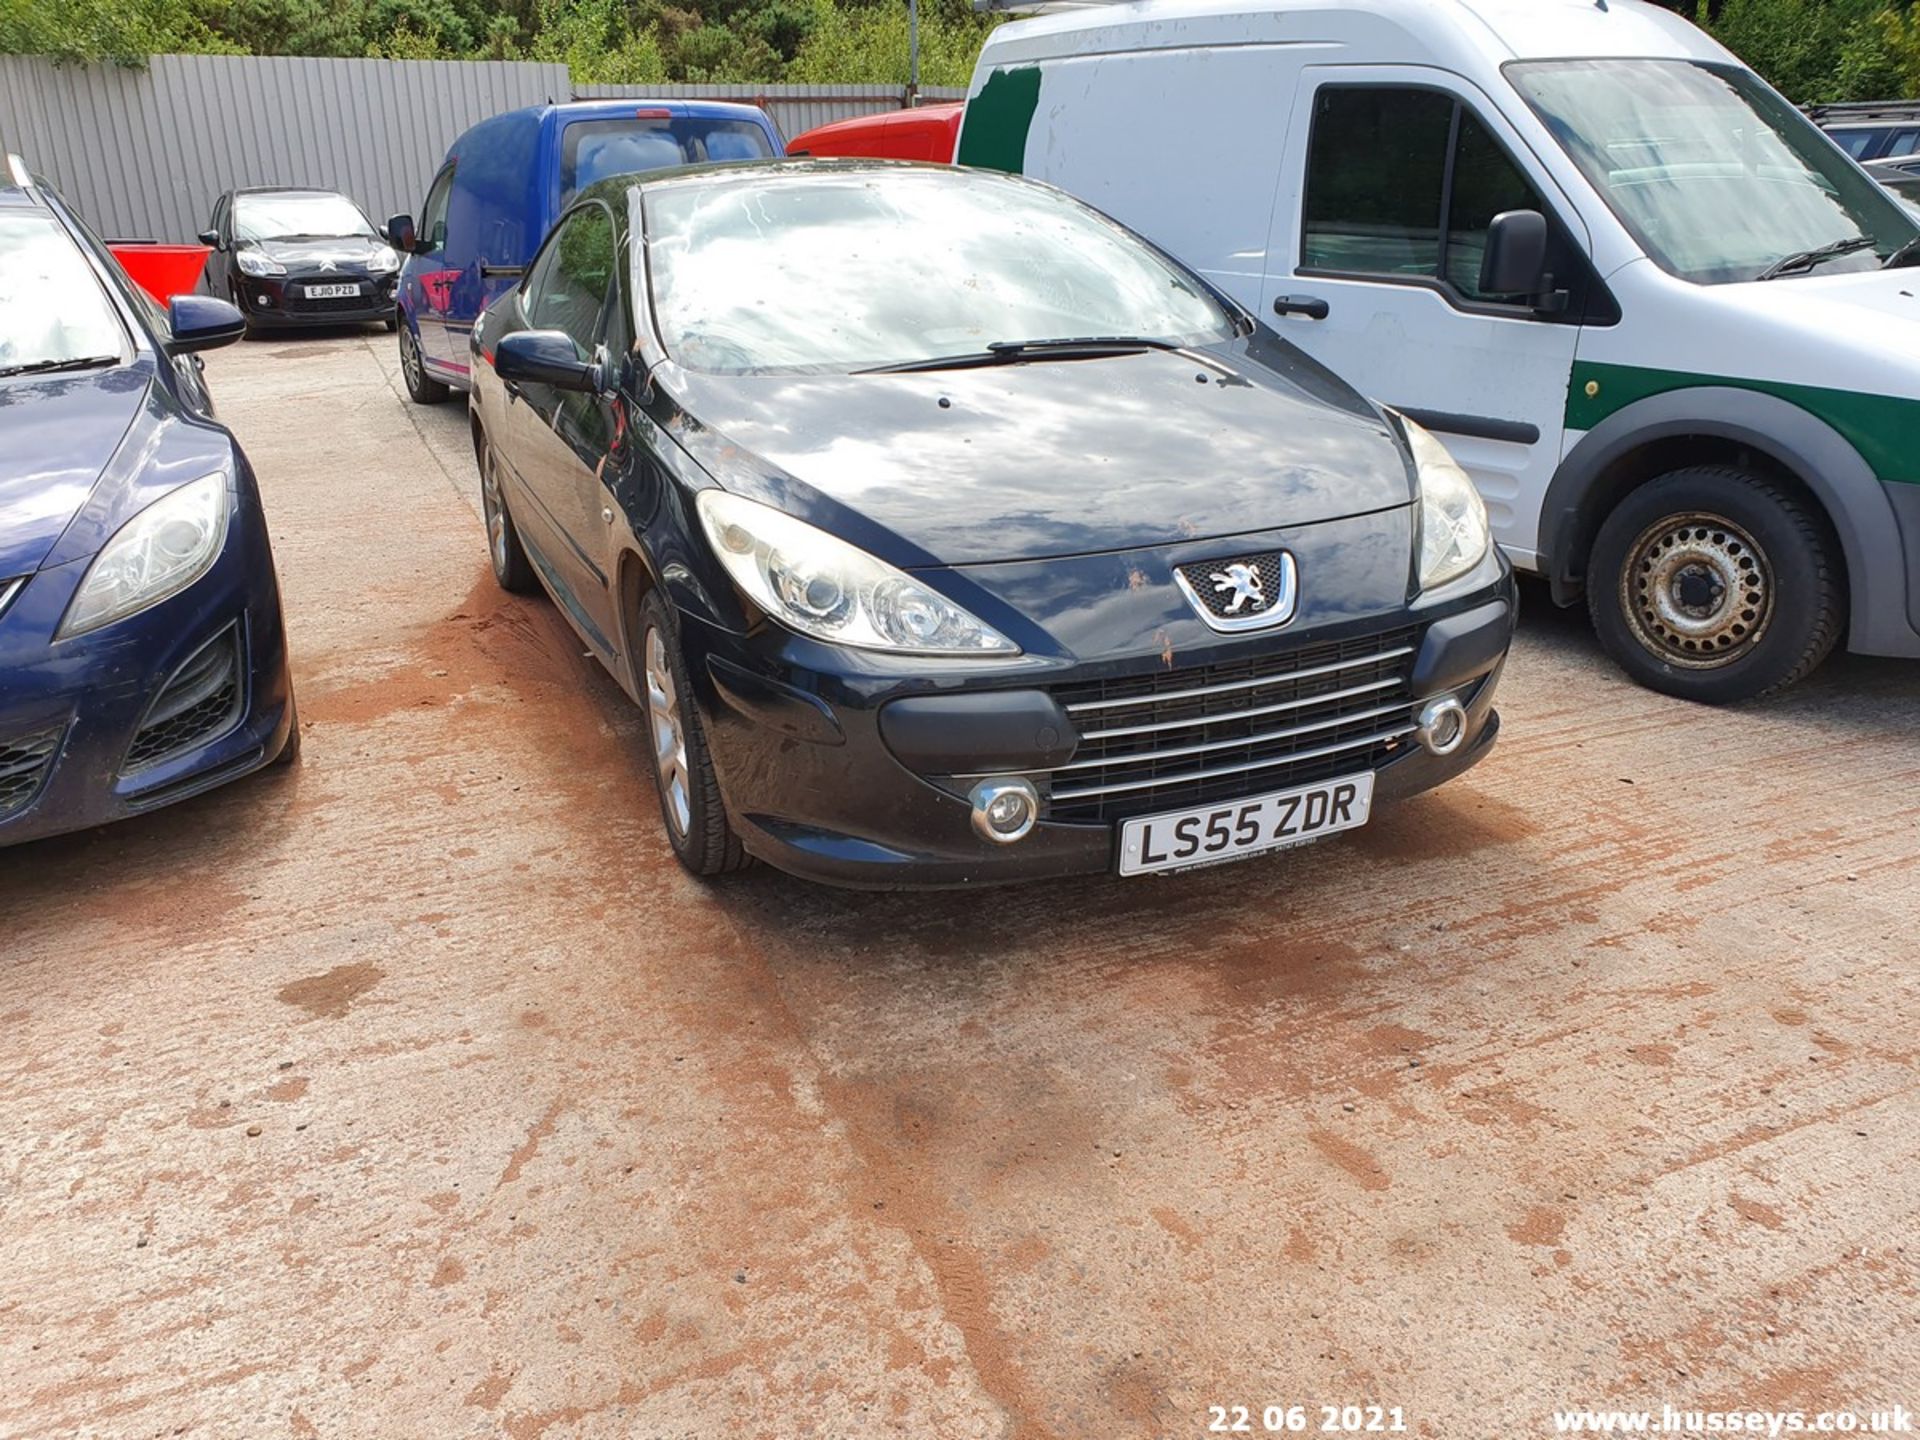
[3,331,1917,1440]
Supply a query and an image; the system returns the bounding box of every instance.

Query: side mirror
[494,330,600,392]
[166,295,247,354]
[196,229,219,248]
[1479,209,1550,299]
[385,214,417,253]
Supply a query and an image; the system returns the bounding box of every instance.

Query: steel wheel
[645,626,691,836]
[1618,510,1774,670]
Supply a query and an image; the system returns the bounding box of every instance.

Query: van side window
[420,166,455,254]
[1303,86,1549,307]
[526,206,617,355]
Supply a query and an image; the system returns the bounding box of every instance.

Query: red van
[785,103,963,163]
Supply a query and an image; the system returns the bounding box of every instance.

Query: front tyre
[638,592,749,878]
[1588,466,1843,703]
[398,319,450,404]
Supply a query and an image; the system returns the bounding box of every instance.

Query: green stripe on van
[1567,361,1920,486]
[955,67,1041,174]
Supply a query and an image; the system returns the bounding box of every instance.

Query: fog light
[1416,696,1468,757]
[256,293,272,307]
[969,776,1039,844]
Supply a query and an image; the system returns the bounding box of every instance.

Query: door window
[524,205,617,354]
[1302,86,1551,306]
[419,166,454,253]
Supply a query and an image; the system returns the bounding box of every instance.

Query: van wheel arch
[1541,387,1910,656]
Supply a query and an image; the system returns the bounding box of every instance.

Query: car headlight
[234,248,284,278]
[57,474,231,639]
[369,244,400,273]
[696,491,1018,657]
[1403,417,1491,590]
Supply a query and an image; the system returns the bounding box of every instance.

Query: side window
[524,205,617,355]
[1890,129,1920,158]
[1446,110,1547,302]
[1303,86,1551,307]
[210,195,229,243]
[1831,129,1876,159]
[1302,88,1452,278]
[419,166,455,253]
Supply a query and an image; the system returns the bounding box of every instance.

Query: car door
[206,194,231,297]
[506,202,624,655]
[1264,68,1599,570]
[408,163,458,371]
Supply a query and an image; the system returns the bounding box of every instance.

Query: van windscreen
[561,118,773,202]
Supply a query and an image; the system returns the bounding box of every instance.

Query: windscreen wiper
[1883,234,1920,269]
[856,336,1182,375]
[1756,236,1875,281]
[0,354,118,378]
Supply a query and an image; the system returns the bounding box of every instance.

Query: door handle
[1273,294,1331,321]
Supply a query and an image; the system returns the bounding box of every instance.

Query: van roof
[978,0,1728,73]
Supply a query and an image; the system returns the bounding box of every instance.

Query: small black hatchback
[467,160,1516,888]
[200,187,399,333]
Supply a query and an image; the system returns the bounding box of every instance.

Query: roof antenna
[1595,0,1608,9]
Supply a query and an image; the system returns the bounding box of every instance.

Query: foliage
[1694,0,1917,101]
[2,0,1911,101]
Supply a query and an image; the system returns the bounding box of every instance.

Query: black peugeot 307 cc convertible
[467,160,1516,887]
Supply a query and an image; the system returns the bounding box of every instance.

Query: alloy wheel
[400,325,422,387]
[1618,510,1774,669]
[479,447,509,576]
[644,627,691,836]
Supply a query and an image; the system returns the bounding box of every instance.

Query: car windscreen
[1510,59,1919,284]
[561,118,775,204]
[640,169,1236,375]
[0,213,128,377]
[234,192,375,241]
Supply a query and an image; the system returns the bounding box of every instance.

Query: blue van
[387,99,783,403]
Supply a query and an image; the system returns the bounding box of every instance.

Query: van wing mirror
[385,214,417,252]
[1480,210,1551,300]
[494,330,601,393]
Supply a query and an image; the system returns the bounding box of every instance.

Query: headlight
[234,248,284,278]
[696,491,1018,657]
[58,474,231,639]
[1403,417,1491,590]
[368,244,400,273]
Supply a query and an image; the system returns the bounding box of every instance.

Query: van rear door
[1264,66,1596,571]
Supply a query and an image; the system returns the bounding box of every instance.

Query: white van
[957,0,1920,701]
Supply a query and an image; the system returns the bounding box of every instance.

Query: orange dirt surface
[2,334,1916,1439]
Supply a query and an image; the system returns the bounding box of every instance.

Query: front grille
[1036,626,1421,824]
[0,728,61,821]
[1174,551,1295,625]
[123,625,244,773]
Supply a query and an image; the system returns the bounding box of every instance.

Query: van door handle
[1274,294,1330,321]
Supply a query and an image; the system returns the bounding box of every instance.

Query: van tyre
[478,437,538,595]
[637,592,750,878]
[1588,466,1843,704]
[399,321,450,404]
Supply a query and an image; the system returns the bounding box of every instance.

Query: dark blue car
[385,99,782,405]
[0,155,297,847]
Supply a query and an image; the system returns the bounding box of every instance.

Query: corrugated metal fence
[0,54,570,244]
[0,55,961,244]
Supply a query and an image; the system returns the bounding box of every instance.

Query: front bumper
[232,270,397,327]
[0,486,294,848]
[678,569,1516,890]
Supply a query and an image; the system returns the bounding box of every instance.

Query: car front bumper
[676,563,1517,890]
[231,271,397,327]
[0,487,294,848]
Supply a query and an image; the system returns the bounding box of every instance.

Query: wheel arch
[612,543,663,703]
[1541,386,1915,656]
